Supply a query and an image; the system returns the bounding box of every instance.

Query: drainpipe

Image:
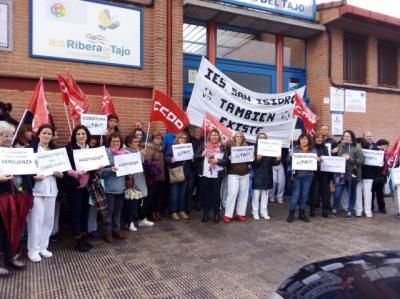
[167,0,173,96]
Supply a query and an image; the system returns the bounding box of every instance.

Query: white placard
[320,156,346,173]
[80,114,107,136]
[73,146,110,172]
[331,113,343,136]
[345,89,366,113]
[391,168,400,185]
[114,152,143,177]
[0,147,37,175]
[36,148,72,176]
[231,146,254,164]
[172,143,194,162]
[202,153,224,178]
[0,1,12,51]
[257,139,282,157]
[362,149,384,167]
[31,0,142,68]
[330,87,344,112]
[292,153,317,171]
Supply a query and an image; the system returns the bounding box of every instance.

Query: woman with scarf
[224,132,252,223]
[101,132,128,242]
[27,124,63,262]
[252,133,276,220]
[287,134,318,223]
[194,129,228,223]
[0,121,32,277]
[331,130,365,219]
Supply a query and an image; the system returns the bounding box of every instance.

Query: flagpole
[63,103,72,134]
[10,109,28,146]
[145,122,151,150]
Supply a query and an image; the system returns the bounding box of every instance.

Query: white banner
[31,0,142,68]
[203,153,224,178]
[362,149,384,167]
[0,147,37,175]
[187,57,305,147]
[73,146,110,172]
[292,153,317,171]
[172,143,194,162]
[257,139,282,157]
[391,168,400,185]
[36,148,72,176]
[320,156,346,173]
[114,152,143,177]
[80,114,107,136]
[231,146,254,164]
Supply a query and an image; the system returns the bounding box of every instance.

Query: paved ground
[1,198,400,299]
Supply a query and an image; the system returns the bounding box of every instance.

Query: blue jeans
[289,175,313,210]
[170,181,187,213]
[333,178,357,214]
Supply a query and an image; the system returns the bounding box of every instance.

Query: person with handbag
[164,132,192,221]
[0,121,33,277]
[194,129,228,223]
[27,124,63,262]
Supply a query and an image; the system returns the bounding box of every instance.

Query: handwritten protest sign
[0,147,37,175]
[114,152,143,177]
[292,153,317,171]
[320,156,346,173]
[231,146,254,164]
[391,168,400,185]
[203,153,224,178]
[257,139,282,157]
[73,146,110,171]
[80,114,107,135]
[36,148,72,176]
[172,143,194,162]
[362,149,384,167]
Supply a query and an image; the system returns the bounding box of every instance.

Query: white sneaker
[138,218,154,227]
[129,222,137,232]
[253,214,260,220]
[28,252,41,263]
[261,214,271,220]
[39,250,53,258]
[366,214,373,218]
[277,198,283,204]
[269,198,275,203]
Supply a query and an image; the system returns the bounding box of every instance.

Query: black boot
[75,238,91,252]
[82,234,94,249]
[214,211,220,223]
[322,209,328,218]
[299,210,310,222]
[201,209,209,223]
[310,208,315,217]
[287,210,295,223]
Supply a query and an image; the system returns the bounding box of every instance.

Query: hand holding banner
[80,114,107,136]
[172,143,194,162]
[36,148,72,176]
[0,148,37,175]
[257,139,282,157]
[292,153,317,171]
[114,152,143,177]
[73,146,110,172]
[320,156,346,173]
[362,149,384,167]
[231,146,254,164]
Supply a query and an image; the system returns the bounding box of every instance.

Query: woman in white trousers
[224,132,252,223]
[28,124,63,262]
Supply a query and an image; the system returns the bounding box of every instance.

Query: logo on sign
[50,3,66,18]
[98,9,120,30]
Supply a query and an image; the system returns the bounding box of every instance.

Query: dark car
[270,251,400,299]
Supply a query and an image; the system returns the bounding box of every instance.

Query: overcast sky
[316,0,400,18]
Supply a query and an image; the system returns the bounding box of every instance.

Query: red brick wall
[0,0,183,144]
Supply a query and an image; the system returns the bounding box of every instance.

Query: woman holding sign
[27,124,63,262]
[195,129,228,223]
[224,132,252,223]
[287,134,317,223]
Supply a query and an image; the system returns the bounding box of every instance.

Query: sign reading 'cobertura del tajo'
[30,0,143,68]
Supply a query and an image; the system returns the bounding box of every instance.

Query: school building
[0,0,399,144]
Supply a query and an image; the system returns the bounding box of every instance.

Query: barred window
[343,33,367,84]
[378,40,398,87]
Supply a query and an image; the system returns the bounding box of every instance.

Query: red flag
[102,86,117,116]
[202,112,233,145]
[293,93,317,135]
[67,71,88,102]
[150,90,190,134]
[387,138,400,167]
[57,74,89,121]
[27,78,50,132]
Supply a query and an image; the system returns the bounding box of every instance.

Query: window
[378,40,398,87]
[183,23,207,56]
[343,33,367,84]
[284,37,305,68]
[217,29,276,65]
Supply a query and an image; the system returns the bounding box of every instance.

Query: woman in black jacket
[251,133,276,220]
[194,129,228,223]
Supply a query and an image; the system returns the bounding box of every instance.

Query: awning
[184,0,325,39]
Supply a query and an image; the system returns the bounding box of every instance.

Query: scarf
[111,148,125,155]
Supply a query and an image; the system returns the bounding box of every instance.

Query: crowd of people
[0,102,399,278]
